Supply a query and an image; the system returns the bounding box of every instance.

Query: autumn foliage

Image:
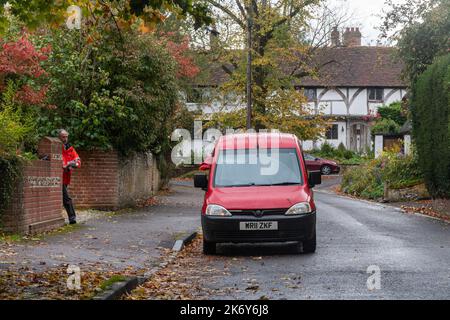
[160,32,199,79]
[0,34,50,106]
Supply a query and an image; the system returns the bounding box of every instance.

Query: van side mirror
[194,174,208,190]
[199,155,213,171]
[199,162,211,171]
[308,171,321,188]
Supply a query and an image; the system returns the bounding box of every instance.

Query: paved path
[0,181,203,274]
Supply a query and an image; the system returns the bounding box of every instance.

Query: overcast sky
[330,0,405,45]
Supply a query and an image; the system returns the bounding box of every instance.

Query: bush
[371,118,401,135]
[341,159,384,199]
[319,142,335,157]
[377,102,407,126]
[411,53,450,199]
[37,28,179,156]
[341,150,424,200]
[310,142,363,164]
[381,149,423,188]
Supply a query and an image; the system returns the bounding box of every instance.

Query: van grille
[229,209,287,217]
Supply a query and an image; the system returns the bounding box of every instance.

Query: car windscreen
[214,148,303,187]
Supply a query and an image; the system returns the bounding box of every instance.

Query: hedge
[411,53,450,199]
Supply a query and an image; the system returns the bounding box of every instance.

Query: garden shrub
[341,149,424,200]
[310,142,364,164]
[377,102,407,126]
[38,29,179,156]
[371,118,401,135]
[341,158,384,199]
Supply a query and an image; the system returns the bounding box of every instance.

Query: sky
[330,0,405,45]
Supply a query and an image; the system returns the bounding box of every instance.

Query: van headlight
[285,202,312,215]
[205,204,232,216]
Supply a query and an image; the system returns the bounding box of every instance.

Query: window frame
[368,88,384,102]
[325,124,339,140]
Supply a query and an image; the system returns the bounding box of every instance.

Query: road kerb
[92,230,198,300]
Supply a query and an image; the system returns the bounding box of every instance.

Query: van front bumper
[201,212,316,243]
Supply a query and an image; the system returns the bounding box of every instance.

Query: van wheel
[302,233,316,253]
[203,239,216,255]
[321,165,332,175]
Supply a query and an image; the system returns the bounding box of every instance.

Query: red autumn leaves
[160,32,200,79]
[0,32,199,108]
[0,34,51,107]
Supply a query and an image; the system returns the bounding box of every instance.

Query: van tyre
[203,239,216,255]
[302,232,316,253]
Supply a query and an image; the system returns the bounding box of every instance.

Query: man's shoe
[69,220,77,225]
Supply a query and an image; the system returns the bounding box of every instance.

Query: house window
[368,88,384,102]
[325,124,339,140]
[303,88,317,102]
[186,87,210,103]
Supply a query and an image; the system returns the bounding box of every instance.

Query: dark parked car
[304,154,340,175]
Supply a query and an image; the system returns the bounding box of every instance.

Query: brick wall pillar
[1,137,65,234]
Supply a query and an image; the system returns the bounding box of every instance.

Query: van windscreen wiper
[261,182,300,186]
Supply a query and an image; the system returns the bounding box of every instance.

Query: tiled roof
[299,46,407,87]
[197,46,407,88]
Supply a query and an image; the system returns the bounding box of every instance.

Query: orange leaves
[400,205,450,222]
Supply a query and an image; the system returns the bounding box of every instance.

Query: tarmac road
[168,182,450,300]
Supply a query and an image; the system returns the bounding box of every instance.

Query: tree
[37,23,182,156]
[380,0,450,82]
[410,54,450,199]
[191,0,347,140]
[0,0,212,34]
[0,32,51,156]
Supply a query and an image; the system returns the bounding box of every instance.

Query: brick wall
[1,137,65,234]
[69,150,120,209]
[69,150,160,210]
[1,140,161,234]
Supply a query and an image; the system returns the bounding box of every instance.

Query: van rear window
[214,148,303,187]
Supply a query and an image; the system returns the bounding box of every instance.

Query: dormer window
[368,88,384,102]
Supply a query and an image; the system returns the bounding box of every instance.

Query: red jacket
[62,144,81,185]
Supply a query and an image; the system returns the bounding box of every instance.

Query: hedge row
[411,54,450,199]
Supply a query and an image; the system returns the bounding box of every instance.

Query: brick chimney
[343,27,361,47]
[330,26,340,47]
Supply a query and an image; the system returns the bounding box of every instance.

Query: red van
[194,132,321,255]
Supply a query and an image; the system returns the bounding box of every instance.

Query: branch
[273,0,317,29]
[206,0,246,29]
[235,0,247,19]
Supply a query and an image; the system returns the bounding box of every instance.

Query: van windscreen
[214,148,303,187]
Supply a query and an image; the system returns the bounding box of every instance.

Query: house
[186,27,407,153]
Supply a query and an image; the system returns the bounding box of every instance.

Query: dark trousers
[63,184,76,223]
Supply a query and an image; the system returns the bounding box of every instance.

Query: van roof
[216,132,299,150]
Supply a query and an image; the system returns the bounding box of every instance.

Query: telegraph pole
[246,3,253,130]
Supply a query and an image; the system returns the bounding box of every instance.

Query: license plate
[239,221,278,231]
